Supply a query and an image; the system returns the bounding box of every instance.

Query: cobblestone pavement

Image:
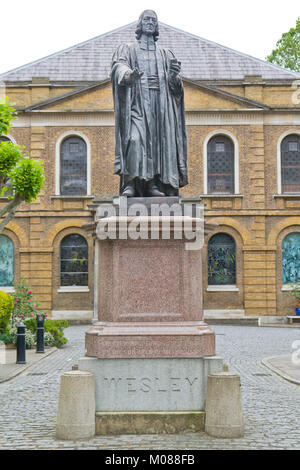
[0,324,299,450]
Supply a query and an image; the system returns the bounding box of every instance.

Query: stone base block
[95,411,205,435]
[78,356,223,413]
[85,321,215,359]
[205,372,244,438]
[56,371,95,440]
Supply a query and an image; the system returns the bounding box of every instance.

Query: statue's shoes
[121,185,136,197]
[147,187,166,197]
[167,188,178,196]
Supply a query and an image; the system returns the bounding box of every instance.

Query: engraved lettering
[140,377,151,393]
[104,377,122,389]
[155,377,167,392]
[170,377,181,392]
[127,378,137,392]
[185,377,198,388]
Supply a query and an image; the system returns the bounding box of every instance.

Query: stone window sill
[0,286,15,293]
[200,194,244,198]
[206,285,239,292]
[50,195,95,200]
[282,285,298,291]
[57,286,90,293]
[273,194,300,198]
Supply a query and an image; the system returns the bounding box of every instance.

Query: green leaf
[266,17,300,72]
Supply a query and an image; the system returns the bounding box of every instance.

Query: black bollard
[36,314,45,354]
[16,322,26,364]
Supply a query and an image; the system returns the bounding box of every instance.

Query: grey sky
[1,0,299,75]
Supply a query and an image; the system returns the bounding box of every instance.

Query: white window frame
[203,130,239,195]
[55,131,91,196]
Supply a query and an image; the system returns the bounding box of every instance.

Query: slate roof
[1,22,300,83]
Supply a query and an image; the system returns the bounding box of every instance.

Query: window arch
[60,136,87,195]
[207,135,234,194]
[60,234,88,287]
[0,235,14,286]
[281,134,300,194]
[208,233,236,285]
[0,136,11,143]
[282,232,300,284]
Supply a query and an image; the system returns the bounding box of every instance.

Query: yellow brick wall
[2,81,300,318]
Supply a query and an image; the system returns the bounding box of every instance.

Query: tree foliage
[266,17,300,72]
[0,101,44,232]
[0,101,15,136]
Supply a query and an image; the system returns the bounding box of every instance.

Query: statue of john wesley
[111,10,188,197]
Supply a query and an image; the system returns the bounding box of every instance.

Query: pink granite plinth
[85,215,217,359]
[86,321,215,359]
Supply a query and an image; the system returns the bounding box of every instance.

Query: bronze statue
[111,10,188,197]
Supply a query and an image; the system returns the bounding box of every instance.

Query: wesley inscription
[103,376,199,393]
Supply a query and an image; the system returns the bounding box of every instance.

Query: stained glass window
[60,136,87,195]
[208,233,236,285]
[282,233,300,284]
[281,134,300,193]
[0,235,14,286]
[60,234,88,286]
[207,135,234,194]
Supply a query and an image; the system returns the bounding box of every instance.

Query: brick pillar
[248,125,265,210]
[29,126,46,208]
[243,248,277,316]
[20,247,53,314]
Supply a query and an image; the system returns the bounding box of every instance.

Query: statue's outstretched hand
[124,68,144,85]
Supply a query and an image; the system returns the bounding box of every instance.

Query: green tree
[266,17,300,72]
[0,101,44,232]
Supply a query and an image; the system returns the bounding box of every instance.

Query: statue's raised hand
[124,68,144,85]
[169,58,181,78]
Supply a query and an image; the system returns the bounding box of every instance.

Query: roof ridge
[0,21,137,79]
[159,21,300,78]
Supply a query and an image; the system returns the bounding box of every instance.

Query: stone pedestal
[79,355,223,434]
[205,372,244,438]
[81,197,221,434]
[56,371,95,440]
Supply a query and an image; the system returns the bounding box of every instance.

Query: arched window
[0,235,14,286]
[60,234,88,287]
[281,134,300,194]
[0,136,11,143]
[282,233,300,284]
[208,233,236,285]
[207,135,234,194]
[60,136,87,195]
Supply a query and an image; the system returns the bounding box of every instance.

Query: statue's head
[135,10,159,41]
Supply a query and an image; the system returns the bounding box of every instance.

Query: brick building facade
[1,21,300,322]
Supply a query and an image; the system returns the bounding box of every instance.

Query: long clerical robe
[111,40,188,193]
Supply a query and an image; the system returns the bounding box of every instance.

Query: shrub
[44,332,55,346]
[9,326,35,349]
[24,317,69,348]
[11,280,43,325]
[44,319,69,348]
[0,290,14,333]
[0,330,13,344]
[286,280,300,307]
